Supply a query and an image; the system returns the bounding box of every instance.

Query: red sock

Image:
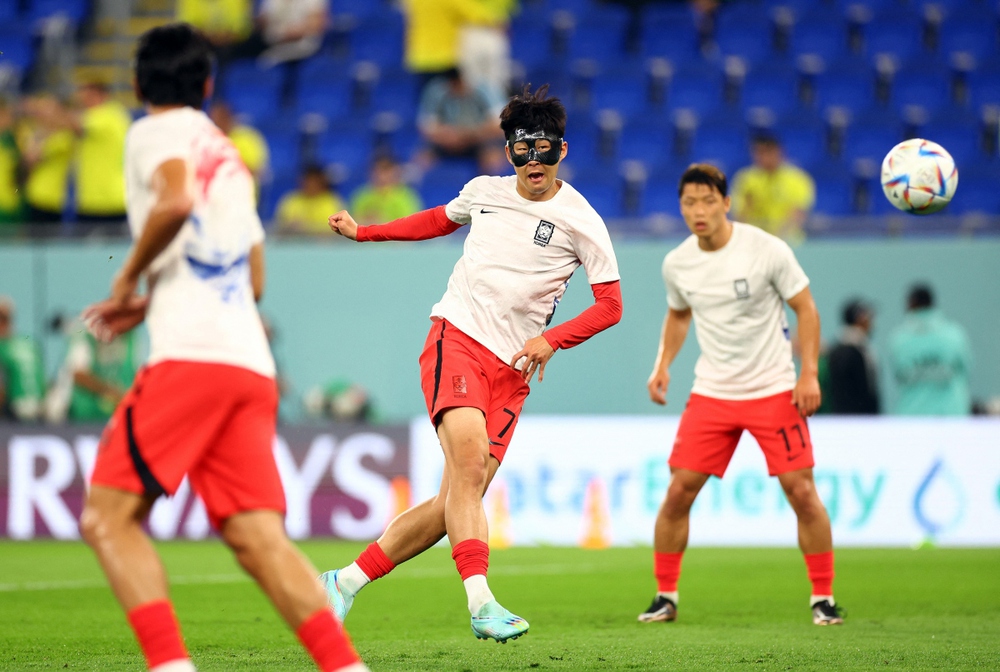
[297,608,361,672]
[654,552,684,593]
[126,600,189,669]
[451,539,490,580]
[355,541,395,581]
[804,551,835,596]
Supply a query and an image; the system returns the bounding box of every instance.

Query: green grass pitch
[1,542,998,671]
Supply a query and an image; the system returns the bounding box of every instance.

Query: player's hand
[82,296,149,342]
[328,210,359,241]
[792,373,821,417]
[647,367,670,405]
[510,336,555,383]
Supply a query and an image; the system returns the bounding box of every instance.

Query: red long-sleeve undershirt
[356,205,623,350]
[356,206,461,242]
[543,280,623,350]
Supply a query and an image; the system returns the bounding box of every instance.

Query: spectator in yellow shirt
[350,155,422,225]
[209,100,270,200]
[275,164,345,234]
[19,96,75,224]
[0,103,23,227]
[402,0,509,89]
[176,0,253,48]
[730,134,816,245]
[72,82,131,223]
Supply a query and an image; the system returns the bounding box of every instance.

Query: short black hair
[751,132,781,149]
[842,298,872,326]
[678,163,728,197]
[135,23,213,109]
[499,84,566,139]
[908,284,934,310]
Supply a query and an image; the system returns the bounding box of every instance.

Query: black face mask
[507,128,564,167]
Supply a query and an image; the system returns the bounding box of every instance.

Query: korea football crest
[534,220,555,247]
[734,279,750,300]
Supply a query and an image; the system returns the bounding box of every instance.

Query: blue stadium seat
[259,123,301,176]
[780,125,827,166]
[921,125,983,167]
[669,73,724,116]
[221,62,286,124]
[332,0,392,21]
[352,13,404,68]
[418,159,478,207]
[371,72,419,119]
[641,17,701,64]
[968,72,1000,110]
[0,2,19,21]
[570,171,623,219]
[511,24,554,71]
[815,70,877,115]
[27,0,90,24]
[891,70,952,113]
[568,7,631,62]
[619,115,672,165]
[811,175,855,216]
[791,19,851,62]
[939,19,998,60]
[591,72,649,117]
[740,70,800,116]
[715,29,773,65]
[863,17,924,62]
[843,122,903,162]
[315,121,372,170]
[294,79,352,120]
[0,26,34,72]
[950,175,1000,214]
[690,125,749,176]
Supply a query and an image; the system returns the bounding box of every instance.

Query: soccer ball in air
[880,139,958,215]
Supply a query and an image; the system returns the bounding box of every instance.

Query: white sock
[337,562,371,596]
[657,591,679,605]
[810,594,834,607]
[150,660,196,672]
[464,574,495,615]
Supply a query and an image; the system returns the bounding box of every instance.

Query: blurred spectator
[46,326,140,423]
[417,68,506,173]
[730,134,815,245]
[349,155,422,225]
[176,0,253,49]
[275,164,345,234]
[304,378,373,423]
[827,298,880,415]
[402,0,510,90]
[19,95,75,224]
[212,0,329,67]
[25,82,131,223]
[0,297,46,422]
[209,100,270,199]
[889,284,973,416]
[459,0,516,96]
[0,102,23,227]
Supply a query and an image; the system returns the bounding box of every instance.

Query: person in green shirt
[275,164,345,234]
[0,297,46,422]
[889,284,973,416]
[349,155,422,225]
[63,329,140,422]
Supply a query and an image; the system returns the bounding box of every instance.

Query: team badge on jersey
[734,279,750,299]
[453,375,468,395]
[534,220,555,247]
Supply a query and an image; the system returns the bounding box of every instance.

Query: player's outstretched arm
[334,205,463,243]
[648,308,691,405]
[787,287,822,417]
[249,242,266,301]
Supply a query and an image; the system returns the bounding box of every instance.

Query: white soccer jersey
[125,107,275,378]
[439,175,620,366]
[663,222,809,400]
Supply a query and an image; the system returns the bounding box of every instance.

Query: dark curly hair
[499,84,567,139]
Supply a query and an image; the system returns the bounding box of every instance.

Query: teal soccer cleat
[320,570,354,622]
[471,600,529,643]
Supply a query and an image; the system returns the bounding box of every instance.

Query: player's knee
[79,503,126,547]
[784,480,822,516]
[663,485,697,517]
[449,454,490,490]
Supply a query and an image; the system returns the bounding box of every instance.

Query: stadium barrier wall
[3,417,999,547]
[1,238,998,421]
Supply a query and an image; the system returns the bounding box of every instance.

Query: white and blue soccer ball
[881,138,959,215]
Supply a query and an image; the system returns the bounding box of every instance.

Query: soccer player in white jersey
[323,85,623,642]
[78,24,366,672]
[638,164,843,627]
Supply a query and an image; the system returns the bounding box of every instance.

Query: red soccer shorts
[418,319,529,463]
[90,360,284,529]
[669,391,815,478]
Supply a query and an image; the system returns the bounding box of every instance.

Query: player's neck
[145,104,190,115]
[698,219,733,251]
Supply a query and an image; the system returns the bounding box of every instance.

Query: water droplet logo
[912,458,966,541]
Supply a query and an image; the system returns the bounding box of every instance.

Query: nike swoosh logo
[480,208,497,214]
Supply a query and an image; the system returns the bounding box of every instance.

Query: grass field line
[0,562,609,593]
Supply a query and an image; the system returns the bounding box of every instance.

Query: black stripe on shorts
[126,406,166,498]
[431,320,446,411]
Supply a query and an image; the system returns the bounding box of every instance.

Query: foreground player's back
[125,107,274,377]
